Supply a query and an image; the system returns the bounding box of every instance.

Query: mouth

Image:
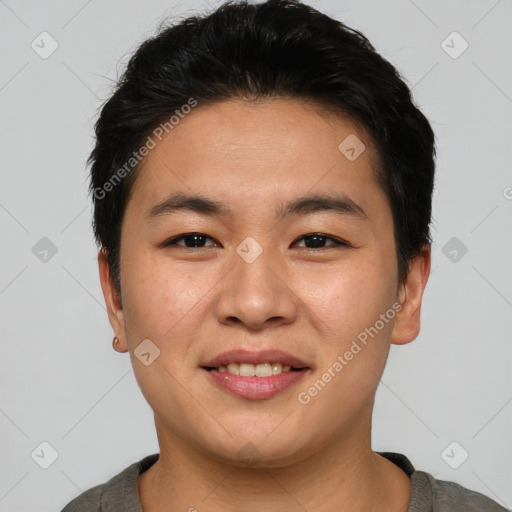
[201,348,310,370]
[200,349,311,400]
[202,362,307,376]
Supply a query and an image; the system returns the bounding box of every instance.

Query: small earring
[112,336,120,350]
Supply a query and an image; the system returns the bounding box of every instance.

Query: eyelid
[293,233,349,248]
[161,232,219,248]
[161,232,350,249]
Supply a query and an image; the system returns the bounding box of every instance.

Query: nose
[213,243,298,331]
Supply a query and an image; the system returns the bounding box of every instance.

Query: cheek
[304,259,395,385]
[120,257,206,406]
[121,252,212,348]
[301,257,393,334]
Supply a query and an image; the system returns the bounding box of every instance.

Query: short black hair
[88,0,435,297]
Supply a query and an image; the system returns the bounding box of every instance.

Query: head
[92,0,434,466]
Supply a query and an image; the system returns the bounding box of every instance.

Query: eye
[292,233,349,250]
[161,232,349,250]
[161,233,218,248]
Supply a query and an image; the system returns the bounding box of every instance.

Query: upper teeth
[217,362,292,377]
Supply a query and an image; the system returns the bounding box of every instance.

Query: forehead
[127,97,386,222]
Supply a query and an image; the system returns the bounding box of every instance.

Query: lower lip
[203,368,309,400]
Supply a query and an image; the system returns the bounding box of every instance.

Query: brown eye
[161,232,349,250]
[292,233,348,250]
[162,233,218,248]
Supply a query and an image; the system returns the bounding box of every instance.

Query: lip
[200,349,311,400]
[204,368,310,400]
[201,349,309,369]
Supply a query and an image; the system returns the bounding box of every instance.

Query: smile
[202,365,310,400]
[200,349,311,399]
[204,362,300,377]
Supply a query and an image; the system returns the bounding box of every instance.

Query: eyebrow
[145,191,368,222]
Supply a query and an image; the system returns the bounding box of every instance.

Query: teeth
[255,363,272,377]
[227,363,239,375]
[271,363,282,375]
[216,362,297,377]
[240,363,255,377]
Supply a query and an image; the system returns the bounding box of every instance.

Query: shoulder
[60,483,103,512]
[419,470,509,512]
[60,453,160,512]
[377,452,509,512]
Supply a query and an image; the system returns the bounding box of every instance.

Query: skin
[98,97,431,511]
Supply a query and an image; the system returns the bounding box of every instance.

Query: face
[99,97,430,467]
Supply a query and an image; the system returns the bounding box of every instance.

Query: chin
[197,428,317,469]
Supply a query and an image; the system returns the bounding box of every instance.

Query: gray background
[1,0,511,510]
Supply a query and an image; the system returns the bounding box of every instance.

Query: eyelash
[160,232,350,251]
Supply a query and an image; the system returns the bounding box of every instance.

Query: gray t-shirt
[60,451,509,511]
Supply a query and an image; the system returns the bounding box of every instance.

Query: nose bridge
[236,236,278,294]
[214,235,297,329]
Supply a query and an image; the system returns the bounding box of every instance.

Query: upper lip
[201,349,309,369]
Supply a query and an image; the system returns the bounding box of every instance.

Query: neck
[139,413,411,512]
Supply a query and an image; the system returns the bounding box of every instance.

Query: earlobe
[97,248,129,352]
[390,244,431,346]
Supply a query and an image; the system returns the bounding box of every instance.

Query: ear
[98,247,129,352]
[390,244,431,346]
